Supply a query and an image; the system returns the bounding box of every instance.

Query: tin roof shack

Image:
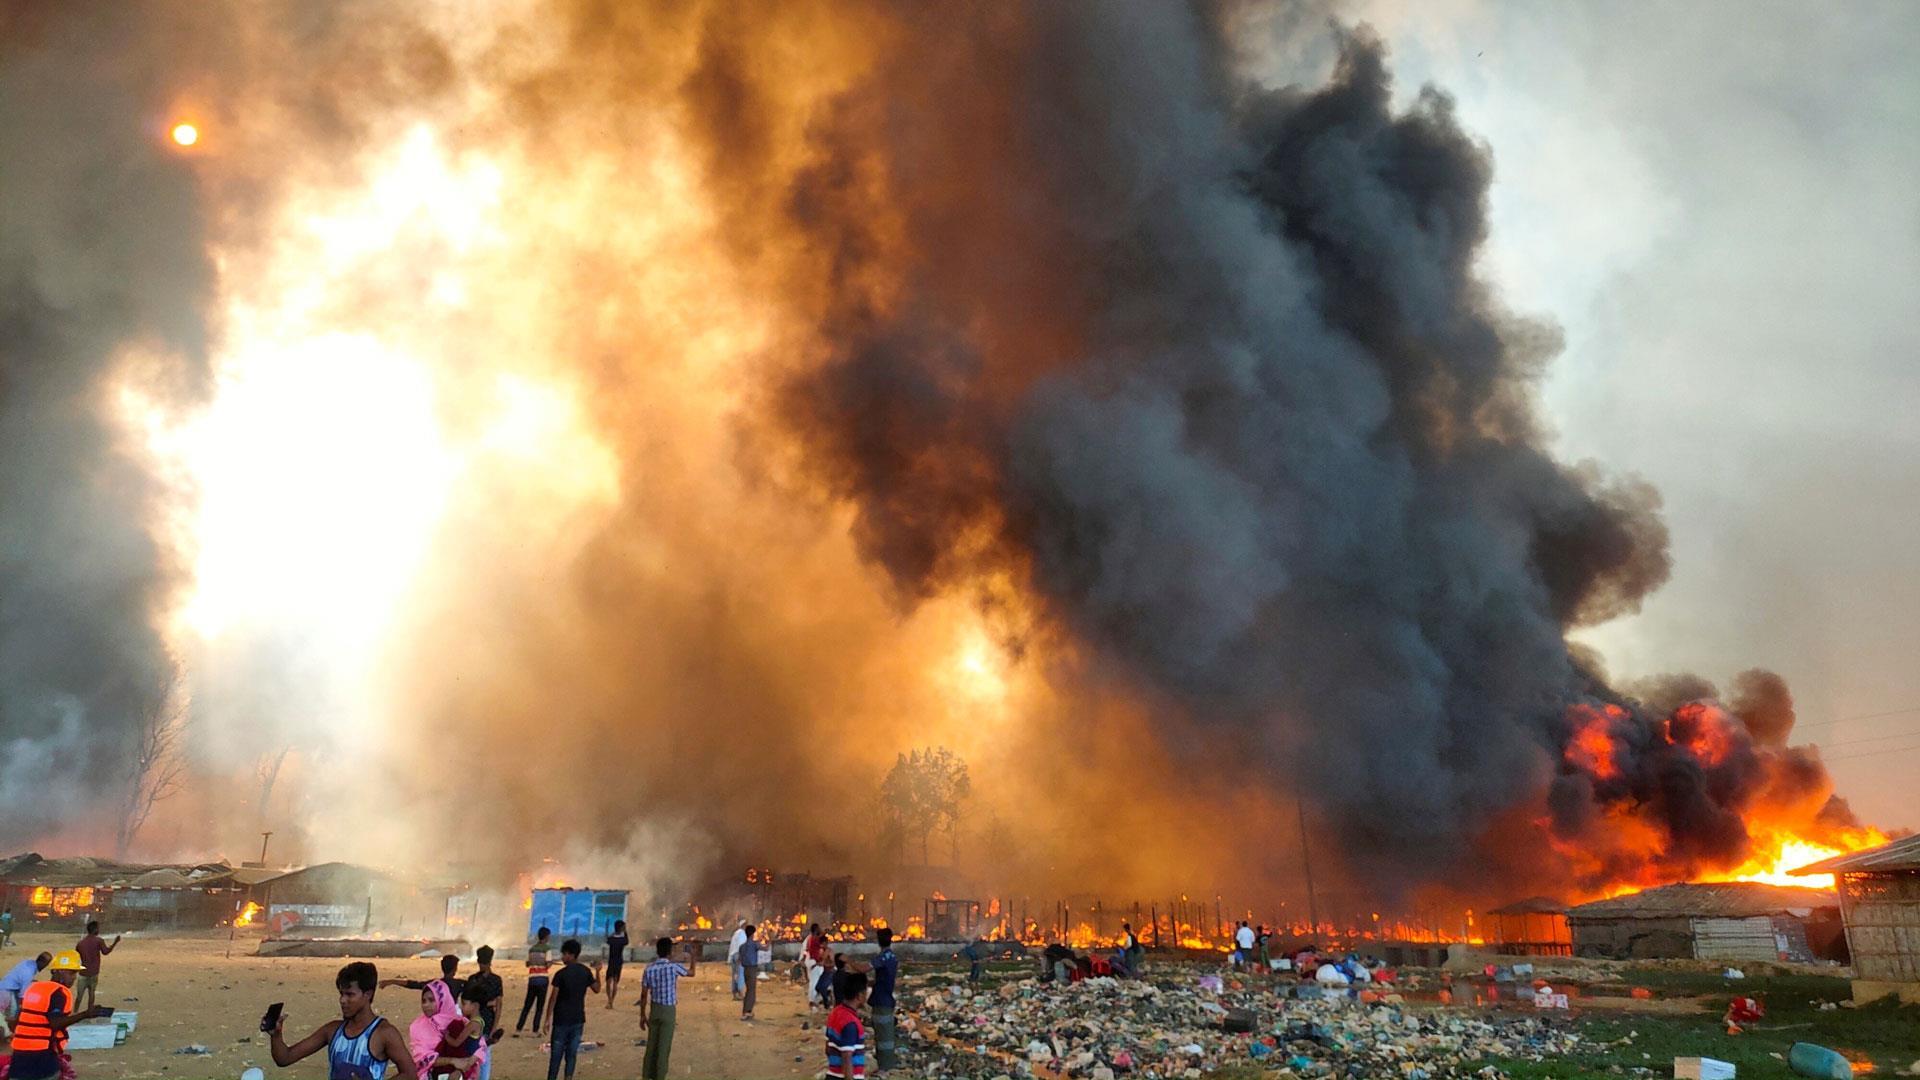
[1488,897,1572,957]
[1794,834,1920,1004]
[0,853,267,929]
[108,866,259,929]
[1567,882,1845,963]
[258,863,456,938]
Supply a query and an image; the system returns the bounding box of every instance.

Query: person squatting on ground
[637,938,690,1080]
[542,939,600,1080]
[269,960,419,1079]
[5,950,105,1080]
[514,928,552,1036]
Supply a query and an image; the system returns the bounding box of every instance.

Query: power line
[1823,739,1920,764]
[1812,725,1920,750]
[1795,705,1920,731]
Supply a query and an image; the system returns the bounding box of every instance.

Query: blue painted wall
[527,888,628,941]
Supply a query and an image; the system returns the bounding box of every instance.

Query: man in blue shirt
[866,928,899,1074]
[0,952,50,1025]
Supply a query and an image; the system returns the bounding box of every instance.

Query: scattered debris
[173,1044,213,1055]
[906,974,1593,1078]
[1676,1056,1736,1080]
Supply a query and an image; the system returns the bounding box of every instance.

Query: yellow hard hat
[49,950,83,971]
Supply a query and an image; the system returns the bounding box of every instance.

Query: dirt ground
[2,932,820,1079]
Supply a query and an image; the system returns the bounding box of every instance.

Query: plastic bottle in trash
[1787,1042,1853,1079]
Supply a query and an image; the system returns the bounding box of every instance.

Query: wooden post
[1297,798,1320,938]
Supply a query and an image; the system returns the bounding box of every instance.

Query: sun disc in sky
[170,122,198,147]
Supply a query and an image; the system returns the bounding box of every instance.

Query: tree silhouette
[880,747,971,865]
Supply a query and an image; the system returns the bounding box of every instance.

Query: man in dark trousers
[542,939,601,1080]
[865,927,900,1074]
[515,927,553,1036]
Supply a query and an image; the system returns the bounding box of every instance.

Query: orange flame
[234,901,263,927]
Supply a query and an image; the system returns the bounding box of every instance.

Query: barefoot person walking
[602,921,629,1009]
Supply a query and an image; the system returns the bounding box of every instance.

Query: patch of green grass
[1490,997,1920,1079]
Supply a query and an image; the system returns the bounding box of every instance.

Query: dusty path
[1,932,822,1079]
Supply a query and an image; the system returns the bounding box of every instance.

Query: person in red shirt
[802,926,830,1010]
[73,921,120,1012]
[824,972,866,1079]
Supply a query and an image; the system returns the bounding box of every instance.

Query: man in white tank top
[269,961,418,1079]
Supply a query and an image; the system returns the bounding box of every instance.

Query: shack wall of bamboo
[1838,869,1920,983]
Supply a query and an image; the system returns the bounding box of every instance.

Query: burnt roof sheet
[1566,881,1837,920]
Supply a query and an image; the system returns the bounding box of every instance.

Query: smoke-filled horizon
[0,1,1903,910]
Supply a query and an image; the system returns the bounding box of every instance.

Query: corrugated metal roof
[229,866,295,886]
[0,853,272,890]
[1566,881,1837,920]
[1790,833,1920,875]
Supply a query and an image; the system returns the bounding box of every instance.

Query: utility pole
[258,831,273,865]
[1296,799,1320,938]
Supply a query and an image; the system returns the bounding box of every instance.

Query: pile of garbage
[903,975,1592,1079]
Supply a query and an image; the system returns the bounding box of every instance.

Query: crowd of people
[0,911,920,1080]
[260,919,903,1080]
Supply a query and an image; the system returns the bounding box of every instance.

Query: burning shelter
[255,862,459,938]
[0,853,269,929]
[1566,882,1845,963]
[1793,833,1920,1003]
[1488,897,1572,957]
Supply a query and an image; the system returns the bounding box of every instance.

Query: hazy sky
[1349,1,1920,829]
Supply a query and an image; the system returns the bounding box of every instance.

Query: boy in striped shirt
[825,971,867,1079]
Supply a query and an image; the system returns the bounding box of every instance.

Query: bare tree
[253,745,293,823]
[115,668,189,857]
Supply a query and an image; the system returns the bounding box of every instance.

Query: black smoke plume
[682,3,1852,887]
[0,4,213,848]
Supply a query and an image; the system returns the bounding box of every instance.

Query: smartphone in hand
[260,1002,284,1033]
[95,1006,116,1019]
